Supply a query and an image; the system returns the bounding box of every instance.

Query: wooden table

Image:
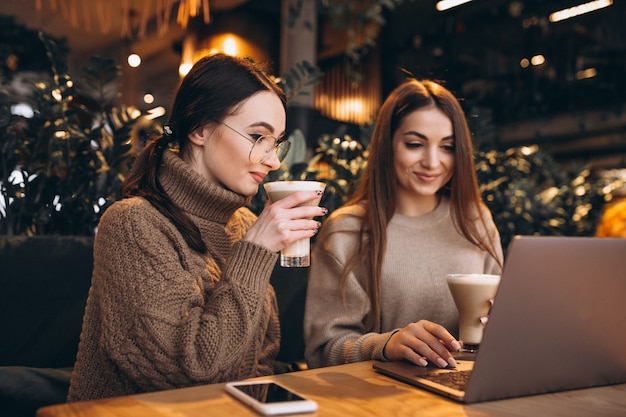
[37,361,626,417]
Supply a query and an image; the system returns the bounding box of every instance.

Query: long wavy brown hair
[340,79,502,326]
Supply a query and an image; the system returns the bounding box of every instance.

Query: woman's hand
[383,320,461,368]
[244,190,326,252]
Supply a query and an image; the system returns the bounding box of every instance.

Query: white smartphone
[224,380,318,415]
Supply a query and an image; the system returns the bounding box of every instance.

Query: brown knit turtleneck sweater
[67,151,280,401]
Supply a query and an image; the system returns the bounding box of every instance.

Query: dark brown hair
[122,54,286,253]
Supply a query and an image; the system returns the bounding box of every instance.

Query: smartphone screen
[225,380,318,415]
[231,382,306,403]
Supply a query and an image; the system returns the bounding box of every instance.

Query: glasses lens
[276,140,290,162]
[250,136,290,163]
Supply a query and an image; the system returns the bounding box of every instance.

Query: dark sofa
[0,236,93,417]
[0,235,308,416]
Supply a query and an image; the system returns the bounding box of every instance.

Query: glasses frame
[220,122,290,164]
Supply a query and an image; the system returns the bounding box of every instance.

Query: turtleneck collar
[158,150,248,224]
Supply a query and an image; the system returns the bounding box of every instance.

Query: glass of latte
[446,273,501,351]
[263,181,326,267]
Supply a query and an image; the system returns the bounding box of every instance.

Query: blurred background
[1,0,625,241]
[2,0,625,167]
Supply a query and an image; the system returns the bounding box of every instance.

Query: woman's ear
[188,126,207,147]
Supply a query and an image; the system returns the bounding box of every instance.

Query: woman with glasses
[303,78,503,370]
[68,54,325,401]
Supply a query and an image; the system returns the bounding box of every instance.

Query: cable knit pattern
[304,198,503,368]
[67,151,280,401]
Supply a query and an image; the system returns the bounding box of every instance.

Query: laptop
[373,235,626,403]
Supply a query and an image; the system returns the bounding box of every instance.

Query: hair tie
[154,125,174,153]
[163,124,174,140]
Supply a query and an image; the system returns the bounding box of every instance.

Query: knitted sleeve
[93,199,279,391]
[303,208,393,368]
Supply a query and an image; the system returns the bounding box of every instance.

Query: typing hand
[383,320,462,369]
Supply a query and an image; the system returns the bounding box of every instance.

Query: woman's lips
[250,172,266,183]
[415,172,440,183]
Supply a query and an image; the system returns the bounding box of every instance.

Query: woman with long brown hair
[68,54,325,401]
[304,78,503,369]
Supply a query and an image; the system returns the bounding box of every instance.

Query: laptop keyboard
[422,369,472,391]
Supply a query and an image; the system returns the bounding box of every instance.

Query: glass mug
[446,273,501,351]
[263,181,326,267]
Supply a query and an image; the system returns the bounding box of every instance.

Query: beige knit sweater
[68,151,280,401]
[304,198,503,368]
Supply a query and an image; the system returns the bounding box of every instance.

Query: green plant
[476,146,623,253]
[0,17,327,237]
[0,26,138,236]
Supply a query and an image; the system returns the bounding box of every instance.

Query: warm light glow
[176,0,211,29]
[127,53,141,68]
[129,107,142,119]
[436,0,473,12]
[51,89,62,101]
[338,98,364,117]
[315,50,381,125]
[189,33,264,65]
[179,62,193,77]
[146,106,166,120]
[222,37,238,56]
[549,0,612,22]
[520,58,530,68]
[576,68,597,79]
[143,93,154,104]
[531,54,545,66]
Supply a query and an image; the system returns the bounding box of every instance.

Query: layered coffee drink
[263,181,325,267]
[446,274,501,349]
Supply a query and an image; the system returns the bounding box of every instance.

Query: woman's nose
[421,146,440,168]
[262,150,282,170]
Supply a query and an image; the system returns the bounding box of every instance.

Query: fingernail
[437,358,448,368]
[316,190,323,195]
[418,358,428,367]
[447,357,458,368]
[451,340,462,351]
[320,207,328,215]
[316,221,322,228]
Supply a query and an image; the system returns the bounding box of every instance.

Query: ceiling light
[531,55,545,66]
[436,0,473,12]
[549,0,613,23]
[127,54,141,68]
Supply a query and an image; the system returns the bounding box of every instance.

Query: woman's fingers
[244,191,325,252]
[385,321,460,368]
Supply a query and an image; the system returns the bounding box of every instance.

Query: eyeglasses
[221,122,290,164]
